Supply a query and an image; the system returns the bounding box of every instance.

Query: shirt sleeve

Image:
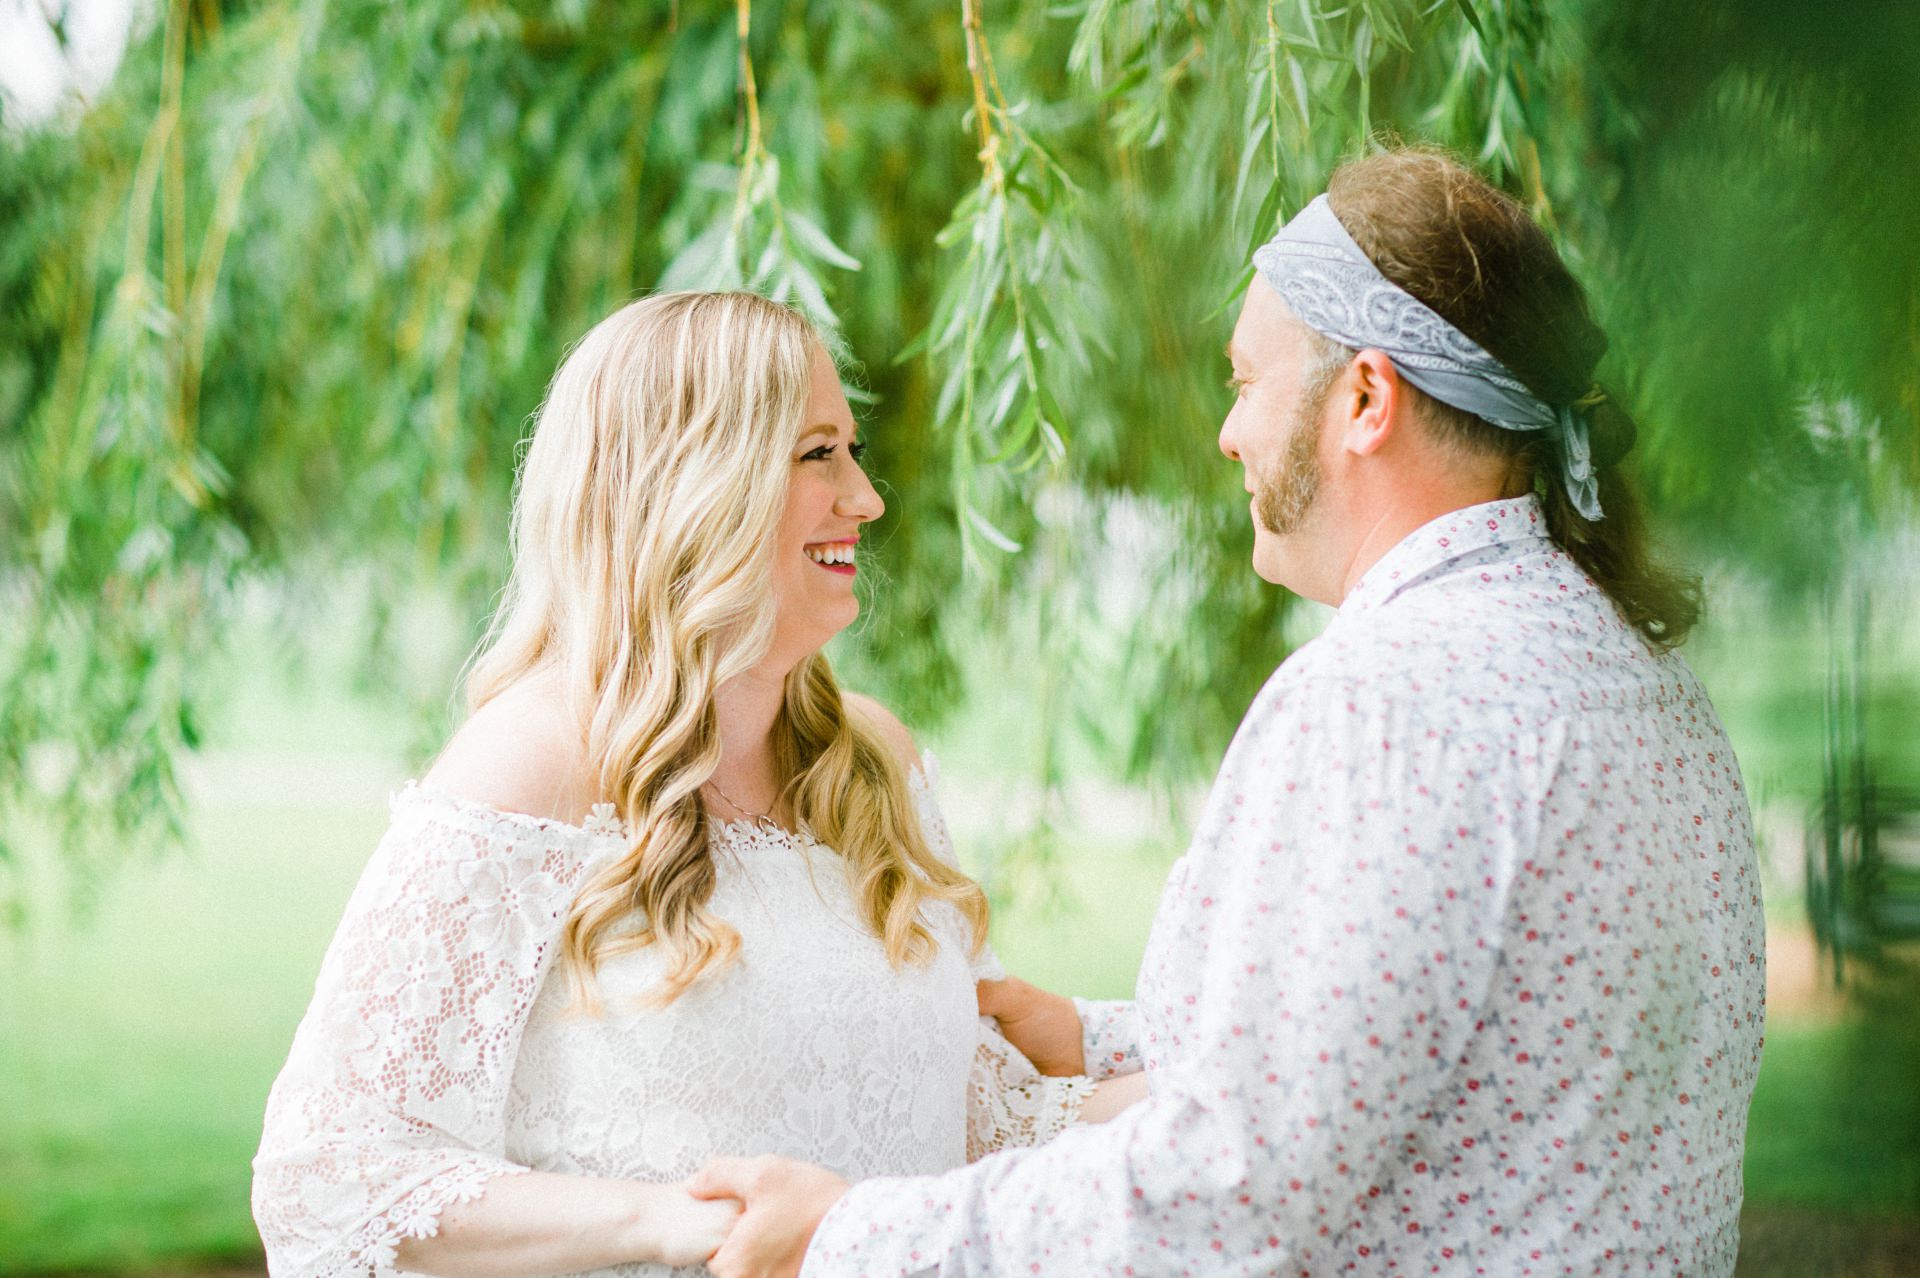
[802,671,1526,1276]
[908,754,1097,1159]
[251,795,609,1278]
[1073,997,1141,1080]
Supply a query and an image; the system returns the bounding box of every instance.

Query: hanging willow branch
[911,0,1091,570]
[1,0,1914,906]
[658,0,860,327]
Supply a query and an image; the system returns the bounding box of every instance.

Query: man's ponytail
[1527,387,1697,649]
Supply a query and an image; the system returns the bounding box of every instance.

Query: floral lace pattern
[965,1024,1094,1162]
[254,757,1086,1278]
[252,786,614,1278]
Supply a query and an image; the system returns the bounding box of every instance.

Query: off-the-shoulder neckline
[394,780,629,841]
[393,750,938,845]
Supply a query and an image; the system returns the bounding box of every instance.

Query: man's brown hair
[1325,146,1701,649]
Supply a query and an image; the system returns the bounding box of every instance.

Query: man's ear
[1337,348,1402,458]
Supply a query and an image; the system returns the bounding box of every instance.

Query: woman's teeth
[806,543,856,566]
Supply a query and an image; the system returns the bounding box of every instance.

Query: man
[694,146,1766,1277]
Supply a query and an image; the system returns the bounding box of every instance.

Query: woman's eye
[1226,375,1247,396]
[800,441,868,463]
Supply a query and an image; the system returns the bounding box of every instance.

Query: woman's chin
[828,595,861,633]
[774,600,861,658]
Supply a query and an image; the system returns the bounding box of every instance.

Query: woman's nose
[837,461,885,522]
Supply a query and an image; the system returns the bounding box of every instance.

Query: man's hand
[688,1155,849,1278]
[976,975,1085,1076]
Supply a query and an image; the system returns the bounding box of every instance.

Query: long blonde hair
[467,291,986,1007]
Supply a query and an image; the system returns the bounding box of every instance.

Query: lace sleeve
[907,754,1094,1158]
[251,788,618,1278]
[965,1021,1096,1160]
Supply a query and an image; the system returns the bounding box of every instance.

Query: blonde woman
[251,292,1143,1277]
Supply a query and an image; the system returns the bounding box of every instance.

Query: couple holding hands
[253,147,1764,1278]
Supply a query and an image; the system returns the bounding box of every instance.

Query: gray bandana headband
[1251,194,1602,521]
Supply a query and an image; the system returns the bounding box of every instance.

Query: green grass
[0,633,408,1272]
[0,802,388,1271]
[986,842,1172,1000]
[1742,997,1920,1217]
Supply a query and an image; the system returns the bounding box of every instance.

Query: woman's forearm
[393,1171,739,1277]
[1077,1069,1150,1123]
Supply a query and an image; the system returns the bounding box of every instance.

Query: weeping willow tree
[1,0,1915,897]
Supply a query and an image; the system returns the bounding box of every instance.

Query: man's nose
[1218,408,1242,463]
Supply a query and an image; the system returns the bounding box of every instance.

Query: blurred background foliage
[5,0,1913,890]
[1,0,1918,1271]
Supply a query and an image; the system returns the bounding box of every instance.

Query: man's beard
[1253,385,1330,537]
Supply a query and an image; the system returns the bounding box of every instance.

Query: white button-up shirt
[804,496,1766,1277]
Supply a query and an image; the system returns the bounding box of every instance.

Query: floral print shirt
[803,496,1765,1278]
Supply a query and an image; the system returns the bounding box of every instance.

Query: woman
[252,292,1143,1277]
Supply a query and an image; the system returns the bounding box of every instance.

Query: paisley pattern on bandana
[1253,195,1604,521]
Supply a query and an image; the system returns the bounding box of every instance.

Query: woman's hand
[649,1182,744,1269]
[976,975,1085,1077]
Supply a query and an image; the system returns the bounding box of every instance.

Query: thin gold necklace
[705,776,776,824]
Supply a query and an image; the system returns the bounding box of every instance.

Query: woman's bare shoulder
[842,690,920,770]
[421,673,600,825]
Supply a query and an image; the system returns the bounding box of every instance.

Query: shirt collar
[1336,494,1551,619]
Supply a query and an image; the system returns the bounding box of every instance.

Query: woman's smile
[804,537,859,577]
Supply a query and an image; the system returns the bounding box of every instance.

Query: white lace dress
[252,758,1090,1278]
